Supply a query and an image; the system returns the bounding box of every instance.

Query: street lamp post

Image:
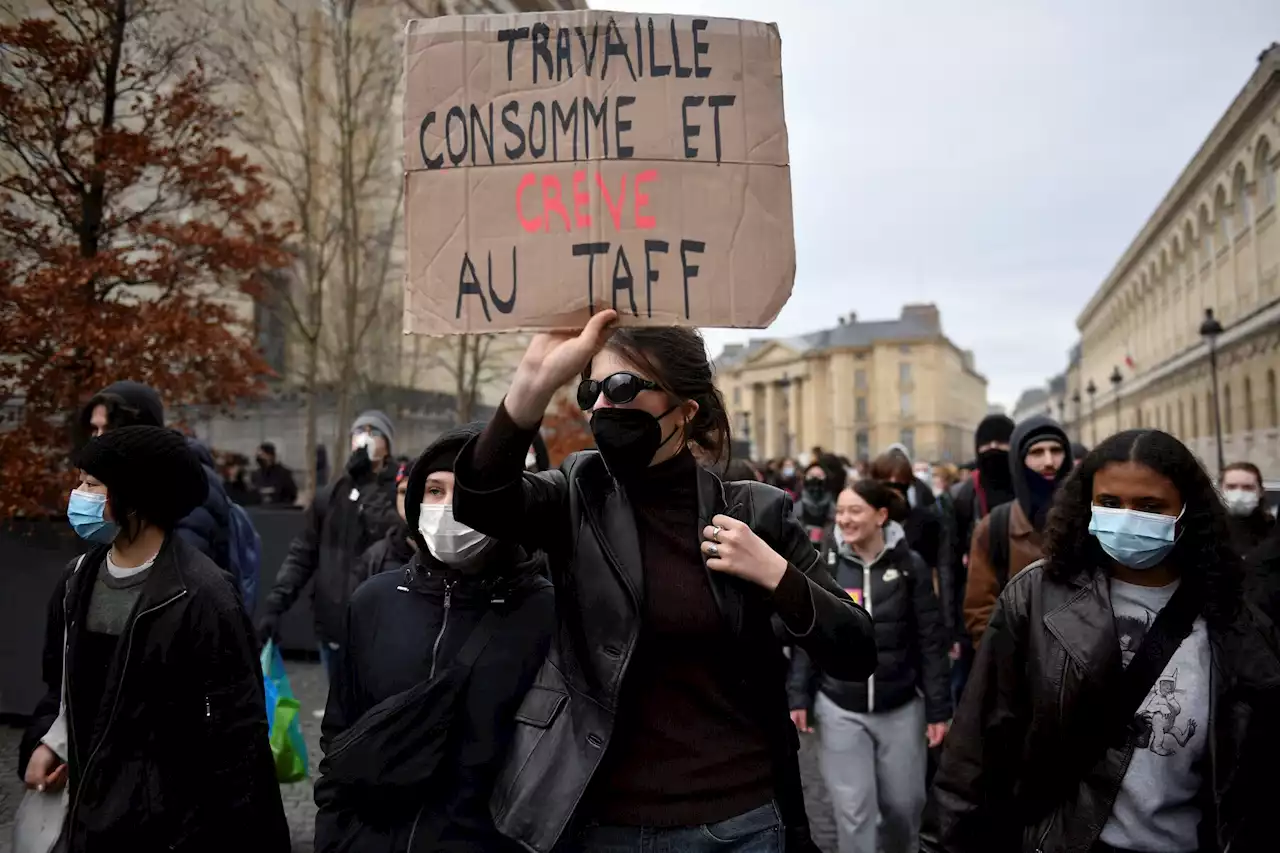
[1200,307,1226,477]
[1071,390,1082,444]
[1086,380,1097,445]
[1110,367,1123,434]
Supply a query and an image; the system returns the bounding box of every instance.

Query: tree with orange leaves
[541,394,594,468]
[0,0,290,516]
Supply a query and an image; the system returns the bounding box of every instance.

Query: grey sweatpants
[814,692,927,853]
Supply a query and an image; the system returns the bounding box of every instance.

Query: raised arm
[453,310,618,554]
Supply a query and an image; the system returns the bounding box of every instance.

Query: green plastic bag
[261,640,309,783]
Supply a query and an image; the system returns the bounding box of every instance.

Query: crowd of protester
[15,313,1280,853]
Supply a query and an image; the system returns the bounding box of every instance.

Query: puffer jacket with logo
[787,522,952,723]
[934,560,1280,853]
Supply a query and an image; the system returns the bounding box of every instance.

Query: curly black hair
[1043,429,1242,631]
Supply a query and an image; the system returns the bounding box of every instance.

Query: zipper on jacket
[864,565,875,712]
[1034,808,1057,853]
[427,580,454,681]
[68,590,187,835]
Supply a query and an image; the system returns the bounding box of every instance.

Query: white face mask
[525,449,537,471]
[1223,488,1260,517]
[417,503,490,565]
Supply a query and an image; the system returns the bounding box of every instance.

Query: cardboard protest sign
[402,11,794,334]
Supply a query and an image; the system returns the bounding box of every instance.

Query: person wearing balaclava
[257,409,400,685]
[963,415,1074,647]
[314,424,554,853]
[945,415,1016,683]
[19,426,289,851]
[796,462,836,539]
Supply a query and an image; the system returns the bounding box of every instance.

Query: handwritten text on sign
[402,12,794,334]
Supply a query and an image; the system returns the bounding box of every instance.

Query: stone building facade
[1061,44,1280,478]
[715,305,988,464]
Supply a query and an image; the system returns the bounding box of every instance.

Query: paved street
[0,659,836,852]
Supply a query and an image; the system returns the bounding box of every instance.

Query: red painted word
[516,170,658,233]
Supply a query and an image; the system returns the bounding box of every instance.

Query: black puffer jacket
[19,536,289,852]
[788,522,952,723]
[453,410,877,853]
[314,550,555,853]
[934,561,1280,853]
[261,464,399,644]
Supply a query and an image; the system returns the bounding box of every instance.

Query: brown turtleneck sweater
[473,404,804,827]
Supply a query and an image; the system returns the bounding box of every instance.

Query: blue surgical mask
[1088,505,1183,570]
[67,489,119,544]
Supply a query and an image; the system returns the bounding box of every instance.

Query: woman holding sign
[452,309,876,853]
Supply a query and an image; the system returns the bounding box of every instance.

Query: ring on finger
[706,542,719,557]
[711,525,722,543]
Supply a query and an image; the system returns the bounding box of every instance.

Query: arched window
[1268,369,1278,428]
[1178,400,1186,437]
[1259,139,1277,211]
[1234,165,1251,233]
[1223,384,1233,434]
[1191,396,1199,438]
[1216,188,1231,249]
[1245,376,1255,432]
[1200,205,1214,258]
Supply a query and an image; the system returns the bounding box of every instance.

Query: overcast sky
[605,0,1280,408]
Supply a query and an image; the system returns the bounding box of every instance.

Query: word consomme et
[402,11,794,334]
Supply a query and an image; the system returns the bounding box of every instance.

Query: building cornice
[1077,47,1280,331]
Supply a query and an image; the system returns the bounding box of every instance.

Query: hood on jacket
[80,380,165,436]
[1010,415,1073,529]
[835,519,907,568]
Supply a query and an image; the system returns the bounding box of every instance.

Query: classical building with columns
[714,305,988,463]
[1061,44,1280,477]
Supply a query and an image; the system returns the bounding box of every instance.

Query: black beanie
[74,426,207,530]
[404,422,485,546]
[974,414,1016,452]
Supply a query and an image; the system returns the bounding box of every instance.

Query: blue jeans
[571,803,783,853]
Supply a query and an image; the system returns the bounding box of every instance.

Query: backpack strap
[988,502,1013,590]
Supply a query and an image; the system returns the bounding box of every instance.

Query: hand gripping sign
[402,11,795,334]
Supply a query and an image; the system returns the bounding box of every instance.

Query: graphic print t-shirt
[1099,578,1210,853]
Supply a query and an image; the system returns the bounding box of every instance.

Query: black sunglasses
[576,372,660,410]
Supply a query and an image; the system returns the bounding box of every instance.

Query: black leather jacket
[453,438,877,853]
[934,560,1280,853]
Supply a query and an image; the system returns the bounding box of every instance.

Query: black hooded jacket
[314,425,556,853]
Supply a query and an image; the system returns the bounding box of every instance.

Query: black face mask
[976,448,1015,503]
[887,480,912,497]
[590,406,679,481]
[803,478,826,498]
